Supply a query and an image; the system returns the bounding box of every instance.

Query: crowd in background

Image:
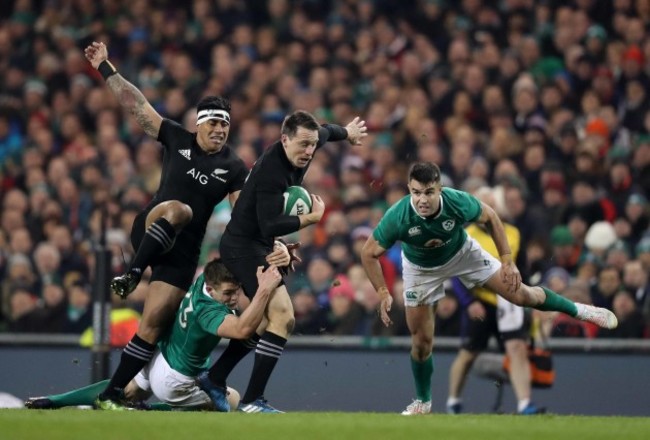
[0,0,649,341]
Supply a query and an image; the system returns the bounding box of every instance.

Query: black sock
[242,331,286,403]
[100,335,155,400]
[209,335,259,387]
[130,218,176,272]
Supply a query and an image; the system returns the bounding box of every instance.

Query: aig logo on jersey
[442,219,455,231]
[187,168,209,185]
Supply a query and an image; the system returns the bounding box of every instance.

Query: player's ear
[281,133,288,146]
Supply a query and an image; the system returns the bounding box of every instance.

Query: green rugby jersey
[373,187,482,267]
[158,274,234,377]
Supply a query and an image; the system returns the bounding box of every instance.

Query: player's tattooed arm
[106,75,163,138]
[85,41,163,138]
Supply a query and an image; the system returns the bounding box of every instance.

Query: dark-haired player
[26,259,283,411]
[361,162,617,415]
[200,110,367,413]
[83,42,289,409]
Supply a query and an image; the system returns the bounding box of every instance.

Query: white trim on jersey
[196,109,230,125]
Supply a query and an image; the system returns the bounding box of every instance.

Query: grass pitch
[2,410,649,440]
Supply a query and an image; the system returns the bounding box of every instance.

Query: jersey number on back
[179,293,194,329]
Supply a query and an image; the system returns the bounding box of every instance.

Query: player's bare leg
[447,348,478,414]
[504,338,544,414]
[401,305,434,415]
[484,269,617,329]
[136,282,187,343]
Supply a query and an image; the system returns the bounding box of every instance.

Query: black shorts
[460,301,530,352]
[219,233,285,299]
[130,211,199,291]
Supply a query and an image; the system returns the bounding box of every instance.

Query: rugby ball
[283,186,313,216]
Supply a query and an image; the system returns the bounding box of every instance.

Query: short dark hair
[197,95,231,113]
[281,110,319,138]
[203,259,240,287]
[408,162,441,185]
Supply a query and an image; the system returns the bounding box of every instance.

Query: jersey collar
[202,282,214,300]
[410,194,444,220]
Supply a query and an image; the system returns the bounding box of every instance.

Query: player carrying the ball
[198,111,367,413]
[361,162,618,415]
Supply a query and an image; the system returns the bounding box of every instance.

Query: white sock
[518,399,531,413]
[447,397,462,407]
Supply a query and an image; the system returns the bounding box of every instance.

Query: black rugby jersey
[224,124,347,249]
[145,119,248,248]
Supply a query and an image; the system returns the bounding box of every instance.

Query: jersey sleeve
[256,183,301,237]
[373,206,400,249]
[196,306,229,335]
[157,119,192,152]
[449,189,482,222]
[228,161,249,194]
[316,124,348,149]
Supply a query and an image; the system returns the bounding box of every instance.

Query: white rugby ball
[283,186,313,216]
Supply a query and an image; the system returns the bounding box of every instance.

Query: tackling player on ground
[26,259,283,411]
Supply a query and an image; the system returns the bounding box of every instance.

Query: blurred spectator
[598,291,647,338]
[548,226,579,274]
[605,240,633,272]
[434,294,461,337]
[636,238,650,271]
[37,283,67,333]
[327,275,364,335]
[543,267,571,295]
[624,193,650,243]
[65,281,92,334]
[591,266,623,310]
[7,287,40,333]
[1,253,38,318]
[622,260,650,323]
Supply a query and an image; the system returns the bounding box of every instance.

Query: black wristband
[98,60,117,80]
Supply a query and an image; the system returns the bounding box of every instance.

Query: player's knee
[268,308,294,334]
[139,314,172,342]
[165,201,193,227]
[506,339,527,357]
[412,344,432,361]
[412,334,433,355]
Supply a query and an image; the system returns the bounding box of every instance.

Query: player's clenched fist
[84,41,109,69]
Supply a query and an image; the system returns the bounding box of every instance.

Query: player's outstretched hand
[345,117,368,145]
[501,260,522,296]
[256,265,282,293]
[84,42,108,69]
[379,294,393,327]
[267,241,291,267]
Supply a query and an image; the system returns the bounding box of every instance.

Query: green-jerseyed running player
[25,259,283,412]
[361,162,618,415]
